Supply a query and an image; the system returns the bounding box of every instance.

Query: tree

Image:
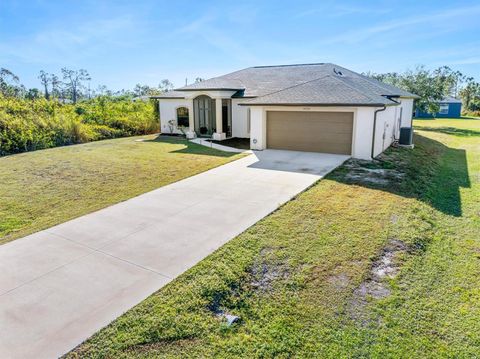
[38,70,51,99]
[159,79,174,92]
[50,74,62,99]
[25,88,42,100]
[459,79,480,112]
[0,68,22,97]
[451,70,467,98]
[133,84,153,97]
[366,66,456,114]
[95,85,113,97]
[61,68,90,103]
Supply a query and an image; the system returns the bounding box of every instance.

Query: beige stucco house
[153,63,417,160]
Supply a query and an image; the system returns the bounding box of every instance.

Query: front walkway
[0,150,349,358]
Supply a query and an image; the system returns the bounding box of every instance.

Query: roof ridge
[251,62,326,68]
[248,74,332,101]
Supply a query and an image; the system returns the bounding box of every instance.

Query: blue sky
[1,0,479,90]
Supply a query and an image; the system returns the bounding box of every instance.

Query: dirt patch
[328,273,350,290]
[348,239,408,323]
[249,248,290,293]
[343,160,405,186]
[390,214,399,223]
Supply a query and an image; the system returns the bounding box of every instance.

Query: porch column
[213,98,225,140]
[186,98,196,139]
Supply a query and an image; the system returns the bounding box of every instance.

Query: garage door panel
[267,111,353,155]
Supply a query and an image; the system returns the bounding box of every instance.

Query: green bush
[0,95,159,156]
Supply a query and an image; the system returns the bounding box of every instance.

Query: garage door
[267,111,353,155]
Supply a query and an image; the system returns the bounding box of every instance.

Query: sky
[1,0,479,91]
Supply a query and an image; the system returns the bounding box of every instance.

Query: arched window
[176,107,189,127]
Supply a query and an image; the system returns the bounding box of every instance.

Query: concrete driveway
[0,149,348,358]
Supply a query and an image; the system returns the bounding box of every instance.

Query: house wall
[373,105,398,158]
[399,98,414,127]
[158,99,191,134]
[353,107,375,159]
[231,99,250,138]
[415,102,462,118]
[248,104,405,160]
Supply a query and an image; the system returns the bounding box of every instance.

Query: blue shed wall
[415,102,462,118]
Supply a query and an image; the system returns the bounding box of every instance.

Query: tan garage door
[267,111,353,155]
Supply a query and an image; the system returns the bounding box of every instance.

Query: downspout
[387,96,401,141]
[371,105,386,159]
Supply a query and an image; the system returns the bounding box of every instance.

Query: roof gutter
[371,105,387,159]
[238,102,393,107]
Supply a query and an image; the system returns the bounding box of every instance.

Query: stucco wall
[248,105,406,160]
[353,107,375,160]
[231,99,250,138]
[399,98,414,126]
[160,97,409,159]
[373,106,398,158]
[250,107,266,150]
[158,99,191,134]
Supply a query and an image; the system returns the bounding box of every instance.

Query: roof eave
[175,87,245,92]
[239,102,395,107]
[398,94,421,99]
[150,96,185,99]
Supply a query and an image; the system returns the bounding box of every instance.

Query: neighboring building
[415,97,462,118]
[153,63,418,160]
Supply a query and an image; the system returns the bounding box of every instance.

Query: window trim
[176,106,189,128]
[439,104,449,115]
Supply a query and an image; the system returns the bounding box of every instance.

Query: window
[439,104,449,115]
[176,107,189,127]
[247,108,251,134]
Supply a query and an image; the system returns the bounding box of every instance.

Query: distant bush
[0,95,159,156]
[462,110,480,118]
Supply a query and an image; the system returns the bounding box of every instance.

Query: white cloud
[296,4,392,18]
[320,4,480,45]
[0,15,140,65]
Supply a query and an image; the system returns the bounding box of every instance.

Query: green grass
[0,135,242,245]
[66,119,478,358]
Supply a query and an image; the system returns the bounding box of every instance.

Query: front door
[193,95,216,136]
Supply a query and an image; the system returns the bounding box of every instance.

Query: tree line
[365,65,480,115]
[0,67,176,103]
[0,68,167,156]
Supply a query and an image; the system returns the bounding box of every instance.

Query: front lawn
[67,118,480,358]
[0,135,242,245]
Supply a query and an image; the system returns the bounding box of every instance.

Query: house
[153,63,418,160]
[415,97,462,118]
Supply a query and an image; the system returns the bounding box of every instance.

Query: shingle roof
[174,63,418,106]
[242,75,395,106]
[441,96,462,103]
[150,91,186,99]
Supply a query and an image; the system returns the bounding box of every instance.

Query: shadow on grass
[414,126,480,137]
[146,135,238,157]
[330,133,470,217]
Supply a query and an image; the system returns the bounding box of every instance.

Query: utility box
[399,127,413,145]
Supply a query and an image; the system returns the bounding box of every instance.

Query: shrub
[0,95,159,156]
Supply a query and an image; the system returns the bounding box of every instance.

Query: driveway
[0,149,349,358]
